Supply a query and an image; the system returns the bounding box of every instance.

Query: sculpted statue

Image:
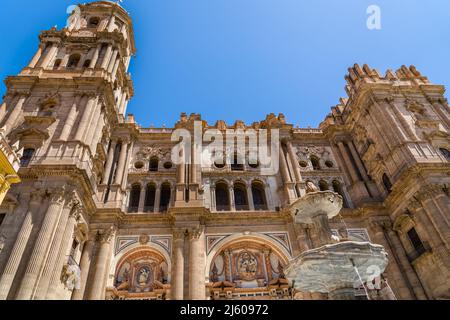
[306,181,319,193]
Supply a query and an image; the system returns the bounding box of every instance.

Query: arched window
[53,59,62,70]
[67,54,81,69]
[128,184,141,213]
[159,183,171,213]
[318,180,329,191]
[144,183,156,212]
[310,156,320,170]
[439,148,450,161]
[231,153,244,171]
[88,17,100,28]
[149,157,159,172]
[215,182,230,211]
[382,173,393,194]
[20,148,35,167]
[252,182,268,211]
[332,180,349,208]
[233,183,248,211]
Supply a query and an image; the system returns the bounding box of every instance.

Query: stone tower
[0,1,135,300]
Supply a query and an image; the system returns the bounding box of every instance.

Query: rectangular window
[407,228,423,251]
[0,213,5,226]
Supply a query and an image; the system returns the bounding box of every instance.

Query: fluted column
[189,227,206,300]
[114,139,128,185]
[2,94,28,135]
[171,229,185,300]
[16,190,67,300]
[46,207,80,300]
[34,198,76,299]
[89,44,101,69]
[0,192,42,300]
[71,236,95,300]
[118,92,127,114]
[100,44,113,69]
[59,95,82,141]
[84,101,102,147]
[74,95,97,142]
[102,139,117,184]
[87,227,115,300]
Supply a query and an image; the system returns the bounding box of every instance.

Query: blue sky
[0,0,448,128]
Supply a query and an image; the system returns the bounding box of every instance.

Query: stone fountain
[285,186,388,300]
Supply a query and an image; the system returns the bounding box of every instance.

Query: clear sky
[0,0,448,128]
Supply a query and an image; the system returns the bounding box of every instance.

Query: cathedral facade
[0,1,448,300]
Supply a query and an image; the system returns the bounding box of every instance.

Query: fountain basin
[290,191,343,224]
[285,241,388,294]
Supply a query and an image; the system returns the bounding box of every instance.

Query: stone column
[336,141,359,183]
[71,236,95,300]
[59,95,82,141]
[107,49,119,73]
[102,139,117,184]
[87,227,115,300]
[46,207,80,300]
[38,42,58,69]
[171,229,185,300]
[279,149,296,202]
[34,198,76,299]
[286,141,303,195]
[114,139,128,185]
[120,140,134,191]
[263,249,273,282]
[90,112,105,153]
[384,227,427,299]
[74,95,97,142]
[3,94,28,135]
[100,44,113,69]
[247,184,255,211]
[154,185,161,213]
[138,186,146,213]
[89,44,101,69]
[189,227,206,300]
[0,192,41,300]
[210,185,216,211]
[347,141,370,181]
[117,92,127,114]
[16,190,66,300]
[112,57,121,81]
[229,185,236,212]
[84,102,102,147]
[28,44,44,68]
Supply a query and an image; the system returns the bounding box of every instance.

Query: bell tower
[0,1,136,300]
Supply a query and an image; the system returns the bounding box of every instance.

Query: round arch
[107,241,172,288]
[205,232,292,280]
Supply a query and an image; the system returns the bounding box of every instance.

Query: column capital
[188,226,204,241]
[173,229,186,240]
[97,225,117,244]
